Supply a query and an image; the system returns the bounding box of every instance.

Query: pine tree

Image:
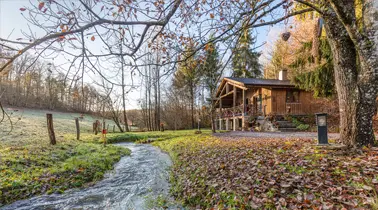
[291,38,335,98]
[173,43,200,129]
[232,28,262,78]
[201,41,222,133]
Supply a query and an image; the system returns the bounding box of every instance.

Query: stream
[1,143,178,210]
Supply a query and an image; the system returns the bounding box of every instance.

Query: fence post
[75,118,80,140]
[93,121,98,135]
[113,125,115,133]
[102,120,107,146]
[46,113,56,145]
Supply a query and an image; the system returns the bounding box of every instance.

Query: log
[46,113,56,145]
[75,118,80,140]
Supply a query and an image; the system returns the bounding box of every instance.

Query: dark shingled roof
[225,77,294,87]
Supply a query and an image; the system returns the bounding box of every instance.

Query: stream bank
[1,143,179,210]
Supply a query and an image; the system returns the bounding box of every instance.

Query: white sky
[0,0,286,109]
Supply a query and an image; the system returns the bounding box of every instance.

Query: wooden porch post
[233,85,237,131]
[219,98,223,130]
[242,89,245,131]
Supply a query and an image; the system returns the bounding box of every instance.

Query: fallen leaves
[155,135,378,209]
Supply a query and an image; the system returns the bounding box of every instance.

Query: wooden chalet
[214,70,322,131]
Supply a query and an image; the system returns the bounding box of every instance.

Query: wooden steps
[276,120,298,132]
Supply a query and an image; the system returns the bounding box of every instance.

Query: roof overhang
[215,78,248,98]
[215,77,296,97]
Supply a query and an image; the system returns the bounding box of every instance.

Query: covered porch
[214,80,260,131]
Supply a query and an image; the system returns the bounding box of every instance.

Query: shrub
[292,117,310,131]
[297,124,310,131]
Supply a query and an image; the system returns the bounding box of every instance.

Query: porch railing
[218,104,262,118]
[286,103,303,115]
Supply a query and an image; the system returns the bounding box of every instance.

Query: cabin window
[286,90,300,103]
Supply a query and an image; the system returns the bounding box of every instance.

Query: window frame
[286,90,300,103]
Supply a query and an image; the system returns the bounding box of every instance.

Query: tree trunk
[210,108,216,133]
[119,41,130,133]
[323,9,377,147]
[191,85,195,129]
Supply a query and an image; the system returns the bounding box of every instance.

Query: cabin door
[253,94,262,114]
[245,98,249,114]
[253,96,262,115]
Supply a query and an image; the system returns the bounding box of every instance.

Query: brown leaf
[118,6,123,13]
[38,2,45,10]
[20,8,26,11]
[91,36,95,41]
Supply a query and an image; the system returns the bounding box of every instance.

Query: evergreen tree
[201,41,222,133]
[232,28,262,78]
[291,38,335,98]
[173,43,201,129]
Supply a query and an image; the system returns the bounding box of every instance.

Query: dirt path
[1,143,178,210]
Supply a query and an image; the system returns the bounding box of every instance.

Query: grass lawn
[0,132,134,206]
[0,108,144,206]
[152,130,378,209]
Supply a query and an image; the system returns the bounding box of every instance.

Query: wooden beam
[242,89,245,131]
[228,82,248,90]
[233,85,236,131]
[233,86,236,108]
[219,81,228,96]
[215,79,227,98]
[220,90,234,99]
[224,79,248,90]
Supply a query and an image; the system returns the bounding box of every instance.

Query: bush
[297,124,310,131]
[292,117,310,131]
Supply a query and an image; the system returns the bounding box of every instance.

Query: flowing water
[1,143,179,210]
